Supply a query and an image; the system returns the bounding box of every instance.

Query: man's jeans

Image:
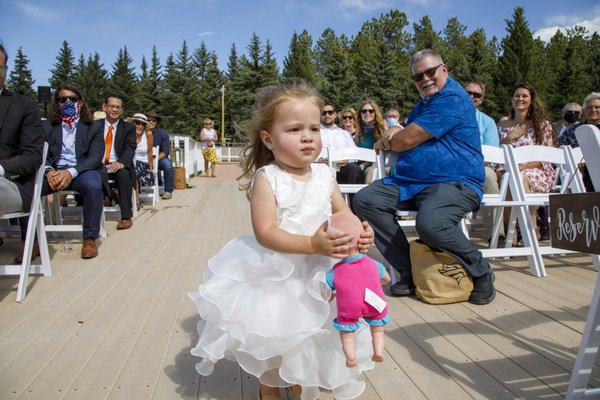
[157,157,174,193]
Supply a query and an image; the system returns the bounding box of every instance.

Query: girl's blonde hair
[238,82,324,198]
[357,100,385,144]
[203,118,213,126]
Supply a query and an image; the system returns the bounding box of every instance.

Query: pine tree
[262,40,280,87]
[8,47,36,99]
[73,52,108,111]
[412,16,444,53]
[234,33,268,125]
[315,29,359,108]
[49,41,75,89]
[107,47,138,114]
[465,29,500,119]
[442,17,469,84]
[495,7,537,116]
[548,26,593,119]
[282,30,316,84]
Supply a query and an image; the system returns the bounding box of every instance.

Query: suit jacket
[95,118,137,187]
[46,119,108,194]
[0,88,45,211]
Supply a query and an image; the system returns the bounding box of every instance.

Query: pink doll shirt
[326,254,390,331]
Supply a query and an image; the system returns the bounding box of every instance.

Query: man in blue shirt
[353,49,495,305]
[464,80,504,244]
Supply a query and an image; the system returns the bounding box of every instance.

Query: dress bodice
[261,163,333,236]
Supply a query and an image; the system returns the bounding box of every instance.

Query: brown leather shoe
[117,218,133,230]
[81,239,98,259]
[14,243,41,264]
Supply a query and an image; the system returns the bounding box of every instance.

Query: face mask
[386,118,398,127]
[563,110,580,124]
[60,101,81,128]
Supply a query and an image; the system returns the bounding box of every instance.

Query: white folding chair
[0,143,52,302]
[474,144,549,276]
[46,190,108,237]
[574,124,600,191]
[499,144,585,276]
[138,146,160,206]
[327,146,379,204]
[561,145,587,194]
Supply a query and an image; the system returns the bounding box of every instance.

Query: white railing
[169,135,245,183]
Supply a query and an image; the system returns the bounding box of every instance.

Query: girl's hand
[311,221,353,259]
[357,221,374,253]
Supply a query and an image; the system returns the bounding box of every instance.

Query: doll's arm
[375,260,391,285]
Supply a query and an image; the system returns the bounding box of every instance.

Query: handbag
[409,240,473,304]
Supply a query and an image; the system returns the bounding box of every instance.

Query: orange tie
[104,124,113,164]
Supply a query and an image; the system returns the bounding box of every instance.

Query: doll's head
[328,211,364,254]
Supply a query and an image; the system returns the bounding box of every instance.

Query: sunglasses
[322,110,335,116]
[57,96,79,103]
[466,91,483,99]
[411,64,443,82]
[147,118,157,123]
[134,121,146,126]
[342,115,354,120]
[361,109,375,114]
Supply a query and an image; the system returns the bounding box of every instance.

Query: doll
[326,211,391,368]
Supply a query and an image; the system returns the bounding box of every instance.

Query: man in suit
[100,93,136,229]
[0,43,45,249]
[42,83,105,258]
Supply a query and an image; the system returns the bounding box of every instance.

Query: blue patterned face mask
[60,100,81,128]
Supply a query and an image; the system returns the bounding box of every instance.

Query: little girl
[189,82,377,400]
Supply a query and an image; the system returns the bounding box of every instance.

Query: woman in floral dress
[497,82,556,241]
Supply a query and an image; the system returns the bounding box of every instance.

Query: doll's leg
[371,325,385,362]
[340,330,358,368]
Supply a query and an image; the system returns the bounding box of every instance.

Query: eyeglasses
[466,91,483,99]
[342,115,354,120]
[322,110,335,116]
[57,96,79,103]
[411,64,443,82]
[361,109,375,115]
[105,104,122,110]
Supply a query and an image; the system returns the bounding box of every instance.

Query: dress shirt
[104,119,119,164]
[318,123,356,160]
[56,119,80,179]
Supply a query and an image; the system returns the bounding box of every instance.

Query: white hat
[127,113,149,125]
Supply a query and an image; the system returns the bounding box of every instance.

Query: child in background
[189,82,376,400]
[326,211,391,368]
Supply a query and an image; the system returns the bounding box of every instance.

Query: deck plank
[0,164,598,400]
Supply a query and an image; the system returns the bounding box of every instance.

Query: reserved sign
[550,193,600,254]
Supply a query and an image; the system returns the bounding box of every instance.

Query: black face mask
[563,110,580,124]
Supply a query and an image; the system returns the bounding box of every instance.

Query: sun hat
[127,113,149,125]
[145,110,160,122]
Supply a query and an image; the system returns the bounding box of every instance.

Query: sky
[2,0,600,89]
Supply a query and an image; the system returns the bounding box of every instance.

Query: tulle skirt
[189,236,376,399]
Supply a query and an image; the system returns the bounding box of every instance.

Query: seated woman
[497,83,556,242]
[356,101,385,183]
[128,113,154,209]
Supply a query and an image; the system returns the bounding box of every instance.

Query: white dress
[189,163,374,400]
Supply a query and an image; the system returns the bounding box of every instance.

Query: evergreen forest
[7,7,600,143]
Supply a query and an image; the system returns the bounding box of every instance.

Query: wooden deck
[1,163,599,400]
